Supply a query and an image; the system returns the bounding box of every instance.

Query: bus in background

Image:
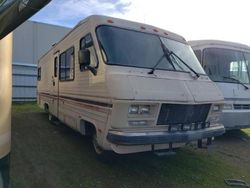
[38,15,225,156]
[190,40,250,130]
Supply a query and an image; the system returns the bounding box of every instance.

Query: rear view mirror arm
[86,65,97,76]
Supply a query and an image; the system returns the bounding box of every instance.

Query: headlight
[223,104,233,110]
[128,105,150,115]
[139,105,150,114]
[128,105,139,114]
[212,105,220,112]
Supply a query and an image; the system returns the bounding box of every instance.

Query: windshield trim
[214,80,250,86]
[105,63,207,75]
[95,25,208,75]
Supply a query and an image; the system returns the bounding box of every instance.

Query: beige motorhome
[37,15,225,155]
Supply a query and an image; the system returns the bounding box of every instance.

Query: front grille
[234,104,250,110]
[157,104,211,128]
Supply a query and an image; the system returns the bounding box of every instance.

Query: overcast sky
[31,0,250,45]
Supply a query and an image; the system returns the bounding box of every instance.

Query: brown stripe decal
[39,92,113,108]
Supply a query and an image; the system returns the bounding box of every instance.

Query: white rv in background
[37,15,225,155]
[190,40,250,130]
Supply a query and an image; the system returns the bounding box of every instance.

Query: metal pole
[0,33,12,188]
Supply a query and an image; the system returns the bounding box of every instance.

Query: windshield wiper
[167,50,200,78]
[148,42,200,78]
[148,43,175,74]
[223,76,249,90]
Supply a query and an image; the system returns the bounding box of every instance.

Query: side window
[59,47,75,81]
[37,67,41,81]
[229,60,249,83]
[80,34,98,70]
[54,57,58,77]
[194,50,202,63]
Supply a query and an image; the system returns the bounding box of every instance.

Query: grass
[243,128,250,136]
[11,102,250,188]
[12,101,43,113]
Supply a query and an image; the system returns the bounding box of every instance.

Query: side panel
[37,21,111,144]
[37,51,54,112]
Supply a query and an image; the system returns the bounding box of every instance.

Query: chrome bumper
[107,125,225,145]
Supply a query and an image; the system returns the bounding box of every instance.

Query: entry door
[52,55,59,117]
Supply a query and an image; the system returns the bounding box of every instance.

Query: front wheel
[92,134,105,155]
[92,134,112,162]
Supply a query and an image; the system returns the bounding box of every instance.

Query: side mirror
[78,49,90,66]
[78,49,97,76]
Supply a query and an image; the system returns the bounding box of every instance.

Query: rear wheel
[48,114,54,121]
[48,113,60,126]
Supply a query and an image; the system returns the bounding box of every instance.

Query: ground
[10,102,250,188]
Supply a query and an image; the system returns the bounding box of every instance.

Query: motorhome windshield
[96,25,205,74]
[203,48,250,84]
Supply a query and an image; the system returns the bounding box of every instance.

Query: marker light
[107,20,114,23]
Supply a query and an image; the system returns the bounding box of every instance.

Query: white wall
[13,20,71,65]
[12,21,71,101]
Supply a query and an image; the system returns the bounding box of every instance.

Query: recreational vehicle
[0,34,12,187]
[190,40,250,130]
[37,15,225,155]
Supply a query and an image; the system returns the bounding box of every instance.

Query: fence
[12,62,37,101]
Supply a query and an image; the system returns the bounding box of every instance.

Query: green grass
[10,103,250,188]
[12,101,43,113]
[243,128,250,136]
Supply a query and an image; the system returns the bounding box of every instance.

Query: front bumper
[107,124,225,145]
[221,111,250,130]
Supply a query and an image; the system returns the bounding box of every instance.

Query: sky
[31,0,250,46]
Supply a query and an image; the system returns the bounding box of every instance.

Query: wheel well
[44,103,49,113]
[80,120,96,136]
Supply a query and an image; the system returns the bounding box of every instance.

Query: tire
[48,114,60,126]
[44,103,49,113]
[92,134,112,162]
[92,133,105,155]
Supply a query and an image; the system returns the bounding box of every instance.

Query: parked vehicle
[0,34,12,188]
[37,15,225,155]
[190,40,250,130]
[0,1,51,187]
